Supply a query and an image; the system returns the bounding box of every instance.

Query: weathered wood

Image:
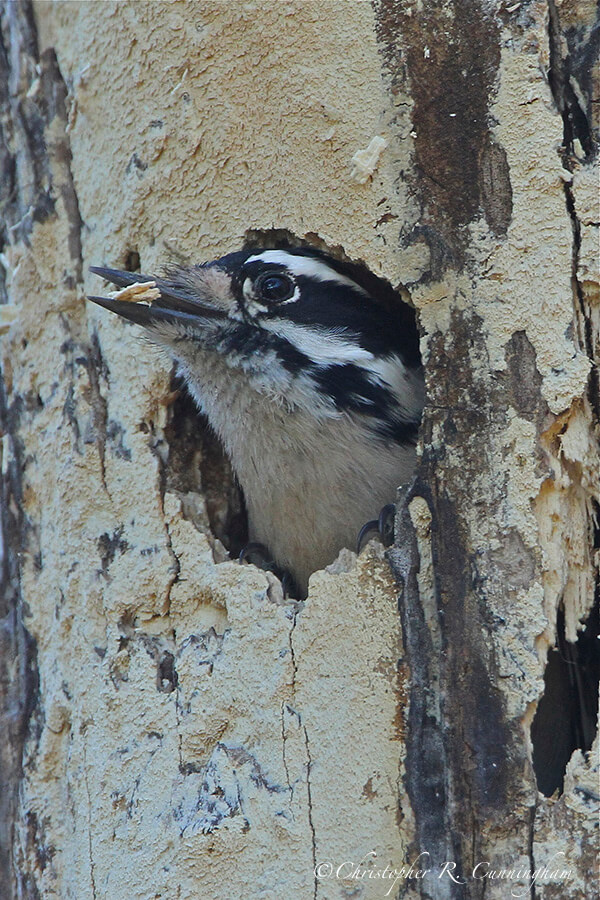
[1,1,597,898]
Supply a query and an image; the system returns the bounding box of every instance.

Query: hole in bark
[160,231,422,594]
[163,380,248,559]
[531,600,600,796]
[157,651,178,693]
[124,250,140,272]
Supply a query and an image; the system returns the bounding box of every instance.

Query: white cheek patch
[242,277,256,302]
[261,318,375,366]
[245,250,368,295]
[241,277,268,318]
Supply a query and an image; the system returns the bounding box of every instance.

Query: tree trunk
[1,1,597,899]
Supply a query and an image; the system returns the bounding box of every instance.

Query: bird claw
[239,542,299,598]
[239,541,276,571]
[356,503,396,553]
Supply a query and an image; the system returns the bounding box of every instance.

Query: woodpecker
[89,246,424,596]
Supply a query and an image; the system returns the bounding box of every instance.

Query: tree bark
[1,1,598,899]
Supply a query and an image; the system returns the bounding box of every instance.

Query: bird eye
[254,272,295,303]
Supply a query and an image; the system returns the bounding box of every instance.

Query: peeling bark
[376,0,599,897]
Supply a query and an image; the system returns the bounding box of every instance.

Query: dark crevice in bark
[162,380,248,558]
[0,3,46,897]
[156,648,179,694]
[562,181,600,420]
[391,481,456,898]
[550,0,599,412]
[547,0,598,163]
[302,724,318,900]
[531,601,600,797]
[84,328,109,486]
[81,735,98,900]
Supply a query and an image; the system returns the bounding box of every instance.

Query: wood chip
[107,281,161,304]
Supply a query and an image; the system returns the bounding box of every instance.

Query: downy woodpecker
[89,246,424,595]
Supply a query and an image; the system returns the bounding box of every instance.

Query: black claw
[239,542,276,570]
[357,503,396,553]
[239,542,299,599]
[356,518,379,554]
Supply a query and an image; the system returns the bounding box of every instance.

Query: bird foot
[356,503,396,554]
[239,542,299,598]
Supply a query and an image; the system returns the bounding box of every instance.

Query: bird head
[89,246,423,438]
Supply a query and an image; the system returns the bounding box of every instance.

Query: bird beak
[88,265,227,328]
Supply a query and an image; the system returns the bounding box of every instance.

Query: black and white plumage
[89,246,424,595]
